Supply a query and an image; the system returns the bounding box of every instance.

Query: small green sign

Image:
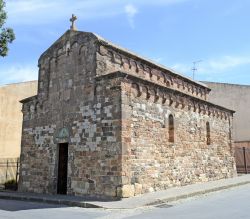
[58,127,69,139]
[54,127,70,143]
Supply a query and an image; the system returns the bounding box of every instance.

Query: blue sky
[1,0,250,85]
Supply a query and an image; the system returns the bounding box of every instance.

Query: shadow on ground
[0,199,66,212]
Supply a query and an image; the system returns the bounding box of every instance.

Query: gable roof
[93,32,208,89]
[39,29,209,90]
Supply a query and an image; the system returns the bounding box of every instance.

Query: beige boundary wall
[0,81,37,159]
[204,82,250,150]
[204,82,250,143]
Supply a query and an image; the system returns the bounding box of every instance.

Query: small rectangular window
[206,122,211,145]
[169,115,174,143]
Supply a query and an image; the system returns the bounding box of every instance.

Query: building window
[169,114,174,143]
[206,122,211,145]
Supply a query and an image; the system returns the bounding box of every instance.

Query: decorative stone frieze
[96,42,210,101]
[96,71,233,121]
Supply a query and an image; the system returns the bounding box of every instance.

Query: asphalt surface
[0,184,250,219]
[128,184,250,219]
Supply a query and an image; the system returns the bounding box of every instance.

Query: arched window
[169,114,174,143]
[206,122,211,145]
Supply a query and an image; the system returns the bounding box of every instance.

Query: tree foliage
[0,0,15,57]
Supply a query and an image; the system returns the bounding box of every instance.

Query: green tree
[0,0,15,57]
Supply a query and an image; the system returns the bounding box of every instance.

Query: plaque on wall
[54,127,70,143]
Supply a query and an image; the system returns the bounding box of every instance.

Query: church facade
[19,29,237,198]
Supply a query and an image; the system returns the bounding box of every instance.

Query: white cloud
[172,55,250,76]
[206,56,250,72]
[125,4,138,29]
[152,57,164,63]
[131,0,188,6]
[171,63,191,75]
[7,0,55,13]
[0,65,38,85]
[5,0,188,26]
[6,0,122,25]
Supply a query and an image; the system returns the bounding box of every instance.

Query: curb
[0,193,102,208]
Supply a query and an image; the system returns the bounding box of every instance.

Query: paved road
[0,184,250,219]
[128,184,250,219]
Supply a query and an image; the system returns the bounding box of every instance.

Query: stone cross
[70,14,77,31]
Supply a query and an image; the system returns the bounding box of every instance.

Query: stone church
[19,20,237,198]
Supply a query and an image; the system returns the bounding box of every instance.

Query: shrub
[4,179,17,190]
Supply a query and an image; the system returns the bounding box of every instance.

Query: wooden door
[57,143,68,194]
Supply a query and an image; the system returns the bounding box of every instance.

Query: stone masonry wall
[118,74,237,197]
[19,78,122,197]
[19,31,123,197]
[96,42,210,100]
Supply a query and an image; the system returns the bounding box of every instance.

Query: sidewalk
[1,175,250,209]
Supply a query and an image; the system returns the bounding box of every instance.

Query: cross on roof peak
[70,14,77,31]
